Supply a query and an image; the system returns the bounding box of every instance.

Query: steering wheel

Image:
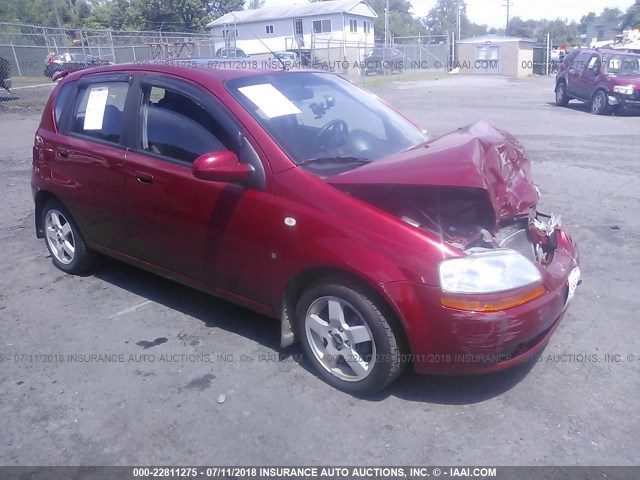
[311,119,349,153]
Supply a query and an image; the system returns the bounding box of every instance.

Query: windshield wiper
[299,156,372,166]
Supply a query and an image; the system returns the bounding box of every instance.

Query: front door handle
[134,171,153,184]
[57,149,69,158]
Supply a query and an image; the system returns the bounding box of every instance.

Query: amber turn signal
[441,284,547,312]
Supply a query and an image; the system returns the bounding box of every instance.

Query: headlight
[439,249,542,294]
[613,85,634,95]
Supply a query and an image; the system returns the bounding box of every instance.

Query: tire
[42,199,94,274]
[590,90,609,115]
[295,280,406,395]
[555,82,569,106]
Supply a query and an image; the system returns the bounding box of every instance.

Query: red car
[32,63,580,394]
[555,48,640,114]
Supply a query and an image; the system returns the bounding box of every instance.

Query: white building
[206,0,377,56]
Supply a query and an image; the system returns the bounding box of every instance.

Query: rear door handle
[57,149,69,158]
[134,171,153,184]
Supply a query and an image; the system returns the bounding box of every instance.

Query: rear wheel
[555,82,569,106]
[295,281,406,394]
[590,90,609,115]
[42,199,94,274]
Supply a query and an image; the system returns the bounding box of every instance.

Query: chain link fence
[1,22,220,106]
[0,22,451,107]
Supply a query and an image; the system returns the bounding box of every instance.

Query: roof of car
[596,48,640,55]
[59,59,327,86]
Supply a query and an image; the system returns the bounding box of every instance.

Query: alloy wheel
[45,209,75,265]
[304,296,376,382]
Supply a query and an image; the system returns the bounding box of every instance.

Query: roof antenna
[227,12,288,71]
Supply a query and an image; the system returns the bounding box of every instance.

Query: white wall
[212,13,375,56]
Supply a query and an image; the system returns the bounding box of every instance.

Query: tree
[423,0,460,36]
[505,16,536,38]
[534,19,580,45]
[579,12,597,34]
[622,0,640,29]
[422,0,486,39]
[83,0,244,31]
[0,0,17,22]
[246,0,265,9]
[598,7,623,26]
[367,0,426,42]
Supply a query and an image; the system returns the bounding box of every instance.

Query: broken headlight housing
[613,85,634,96]
[439,249,542,294]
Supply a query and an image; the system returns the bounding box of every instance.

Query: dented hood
[328,121,539,221]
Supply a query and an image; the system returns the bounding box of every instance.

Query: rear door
[123,74,274,304]
[567,51,592,98]
[576,53,602,100]
[54,73,135,253]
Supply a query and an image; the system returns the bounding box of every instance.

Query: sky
[262,0,636,28]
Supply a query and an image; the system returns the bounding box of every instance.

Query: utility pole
[52,0,63,29]
[384,0,390,47]
[503,0,512,34]
[457,3,462,41]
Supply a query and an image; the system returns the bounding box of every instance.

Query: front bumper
[608,92,640,110]
[382,228,580,375]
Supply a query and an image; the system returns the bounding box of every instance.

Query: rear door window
[575,52,592,71]
[70,82,129,144]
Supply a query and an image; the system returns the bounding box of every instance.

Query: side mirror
[192,151,252,183]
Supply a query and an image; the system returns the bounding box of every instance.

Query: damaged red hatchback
[32,64,580,394]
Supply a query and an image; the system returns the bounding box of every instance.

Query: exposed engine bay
[337,184,562,266]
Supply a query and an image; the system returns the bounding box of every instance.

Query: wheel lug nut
[338,327,344,332]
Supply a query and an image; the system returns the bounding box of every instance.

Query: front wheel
[295,281,406,394]
[42,199,94,274]
[590,90,610,115]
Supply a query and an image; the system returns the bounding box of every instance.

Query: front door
[124,77,274,304]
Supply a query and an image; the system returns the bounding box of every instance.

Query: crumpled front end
[381,221,580,374]
[328,121,581,374]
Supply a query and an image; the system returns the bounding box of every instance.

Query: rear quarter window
[54,81,75,127]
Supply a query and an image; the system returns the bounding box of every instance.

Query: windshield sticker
[83,86,109,130]
[238,83,302,118]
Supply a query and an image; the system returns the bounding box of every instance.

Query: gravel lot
[0,74,639,468]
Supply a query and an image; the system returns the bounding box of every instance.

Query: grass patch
[0,96,47,112]
[14,76,50,84]
[358,71,448,88]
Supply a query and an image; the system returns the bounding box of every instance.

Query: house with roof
[206,0,377,56]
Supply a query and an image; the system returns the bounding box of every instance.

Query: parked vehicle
[44,52,112,79]
[32,62,580,394]
[272,51,298,67]
[555,48,640,114]
[215,48,248,58]
[362,47,408,75]
[0,55,11,92]
[284,49,328,70]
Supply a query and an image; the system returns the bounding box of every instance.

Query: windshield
[604,54,640,75]
[226,72,427,169]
